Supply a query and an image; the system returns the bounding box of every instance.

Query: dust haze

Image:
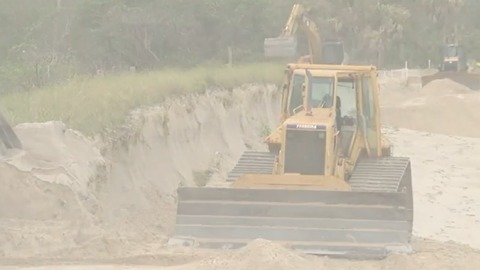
[1,1,480,269]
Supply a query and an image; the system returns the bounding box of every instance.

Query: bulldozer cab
[444,44,461,58]
[441,44,467,72]
[281,65,382,160]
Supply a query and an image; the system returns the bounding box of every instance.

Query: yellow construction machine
[421,42,480,90]
[264,4,346,65]
[169,63,414,259]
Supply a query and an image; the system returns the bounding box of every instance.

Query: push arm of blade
[358,114,371,156]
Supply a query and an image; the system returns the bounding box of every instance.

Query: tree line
[0,0,478,92]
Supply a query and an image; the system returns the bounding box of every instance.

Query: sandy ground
[1,76,480,269]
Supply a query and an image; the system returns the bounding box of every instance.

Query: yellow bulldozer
[263,4,346,65]
[168,63,414,259]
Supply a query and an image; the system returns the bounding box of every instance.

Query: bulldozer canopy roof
[291,68,373,79]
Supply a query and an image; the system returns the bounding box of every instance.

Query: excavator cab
[320,40,345,65]
[168,64,414,259]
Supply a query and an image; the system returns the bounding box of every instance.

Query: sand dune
[381,78,480,137]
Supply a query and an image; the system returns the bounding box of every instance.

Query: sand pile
[0,121,104,257]
[380,78,480,137]
[174,239,319,270]
[4,240,480,270]
[6,121,104,200]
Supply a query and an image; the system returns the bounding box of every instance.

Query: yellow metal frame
[237,63,389,189]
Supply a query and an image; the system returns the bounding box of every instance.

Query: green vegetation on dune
[0,62,283,135]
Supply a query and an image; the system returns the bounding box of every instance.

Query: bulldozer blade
[169,187,413,259]
[264,37,298,59]
[421,71,480,90]
[169,162,414,260]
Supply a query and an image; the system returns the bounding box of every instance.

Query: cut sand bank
[0,85,280,259]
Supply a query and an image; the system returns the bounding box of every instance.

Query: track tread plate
[227,151,276,181]
[349,157,410,192]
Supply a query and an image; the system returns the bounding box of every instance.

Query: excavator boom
[264,4,303,59]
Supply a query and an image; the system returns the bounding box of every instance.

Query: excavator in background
[421,42,480,90]
[0,110,22,153]
[264,4,346,65]
[169,63,414,259]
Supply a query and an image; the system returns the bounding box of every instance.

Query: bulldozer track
[349,157,412,192]
[227,151,276,181]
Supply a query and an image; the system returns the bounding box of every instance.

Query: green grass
[0,62,283,135]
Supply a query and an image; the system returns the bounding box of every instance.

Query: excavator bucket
[264,37,298,59]
[421,71,480,90]
[168,156,414,259]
